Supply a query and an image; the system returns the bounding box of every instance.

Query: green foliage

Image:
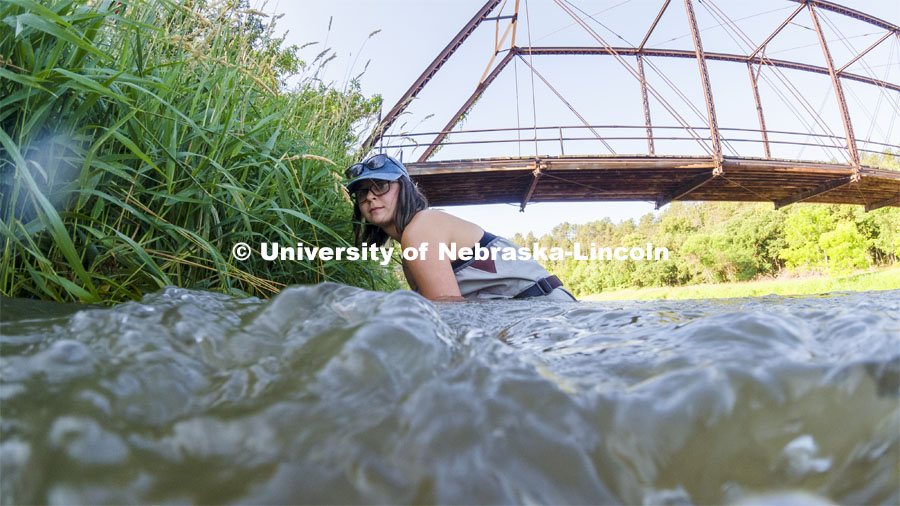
[861,208,900,262]
[862,150,900,171]
[779,205,836,271]
[513,176,899,296]
[819,222,870,274]
[586,266,900,301]
[1,0,394,303]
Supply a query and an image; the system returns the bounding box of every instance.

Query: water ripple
[0,286,897,504]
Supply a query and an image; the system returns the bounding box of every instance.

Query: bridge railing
[378,125,897,163]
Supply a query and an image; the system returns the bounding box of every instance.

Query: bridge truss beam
[361,0,504,152]
[684,0,723,167]
[786,0,899,32]
[516,48,900,93]
[418,50,517,162]
[807,3,859,169]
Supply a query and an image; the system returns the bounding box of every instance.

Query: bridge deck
[407,156,900,211]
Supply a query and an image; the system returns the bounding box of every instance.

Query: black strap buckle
[513,275,561,299]
[536,277,553,295]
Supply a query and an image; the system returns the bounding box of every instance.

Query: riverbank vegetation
[583,266,900,301]
[513,153,900,298]
[1,0,397,303]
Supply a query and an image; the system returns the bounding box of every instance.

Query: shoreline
[581,266,900,301]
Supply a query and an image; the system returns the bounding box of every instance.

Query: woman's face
[356,179,399,228]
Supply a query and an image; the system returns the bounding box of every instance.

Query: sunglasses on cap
[352,180,393,202]
[345,153,392,179]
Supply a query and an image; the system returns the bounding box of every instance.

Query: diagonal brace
[656,169,719,209]
[865,192,900,212]
[520,161,544,211]
[774,176,853,209]
[362,0,504,152]
[418,50,516,162]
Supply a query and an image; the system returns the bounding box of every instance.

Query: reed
[1,0,397,303]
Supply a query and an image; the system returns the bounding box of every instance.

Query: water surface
[1,285,897,504]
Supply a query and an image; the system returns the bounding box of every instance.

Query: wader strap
[513,275,563,299]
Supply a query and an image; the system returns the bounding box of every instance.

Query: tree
[818,222,870,274]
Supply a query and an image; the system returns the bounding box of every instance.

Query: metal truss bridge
[364,0,900,211]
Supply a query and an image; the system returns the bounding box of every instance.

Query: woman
[346,154,576,302]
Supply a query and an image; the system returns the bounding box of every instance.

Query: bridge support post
[520,159,544,211]
[637,54,655,155]
[808,3,860,176]
[684,0,723,168]
[747,62,771,159]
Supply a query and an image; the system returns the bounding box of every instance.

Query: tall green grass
[1,0,396,303]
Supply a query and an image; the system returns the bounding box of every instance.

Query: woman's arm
[402,262,418,292]
[400,213,466,301]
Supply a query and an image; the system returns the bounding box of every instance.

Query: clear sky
[267,0,899,238]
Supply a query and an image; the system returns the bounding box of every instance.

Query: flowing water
[1,284,898,504]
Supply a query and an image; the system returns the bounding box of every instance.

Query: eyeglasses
[345,153,389,179]
[352,180,393,201]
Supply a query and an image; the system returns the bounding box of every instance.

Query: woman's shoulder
[402,210,452,242]
[407,209,453,226]
[402,209,482,246]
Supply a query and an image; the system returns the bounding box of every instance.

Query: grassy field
[582,266,900,301]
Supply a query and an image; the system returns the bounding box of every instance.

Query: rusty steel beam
[808,4,859,168]
[774,176,854,208]
[637,54,655,155]
[361,0,504,152]
[837,30,894,74]
[418,50,517,162]
[510,0,521,47]
[656,169,719,208]
[516,55,615,154]
[484,15,517,22]
[494,11,498,51]
[517,47,900,92]
[749,4,805,59]
[479,13,517,85]
[684,0,722,164]
[638,0,671,51]
[747,62,771,158]
[786,0,899,32]
[865,193,900,212]
[549,0,715,155]
[520,162,544,211]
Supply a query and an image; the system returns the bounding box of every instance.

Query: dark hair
[352,176,428,247]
